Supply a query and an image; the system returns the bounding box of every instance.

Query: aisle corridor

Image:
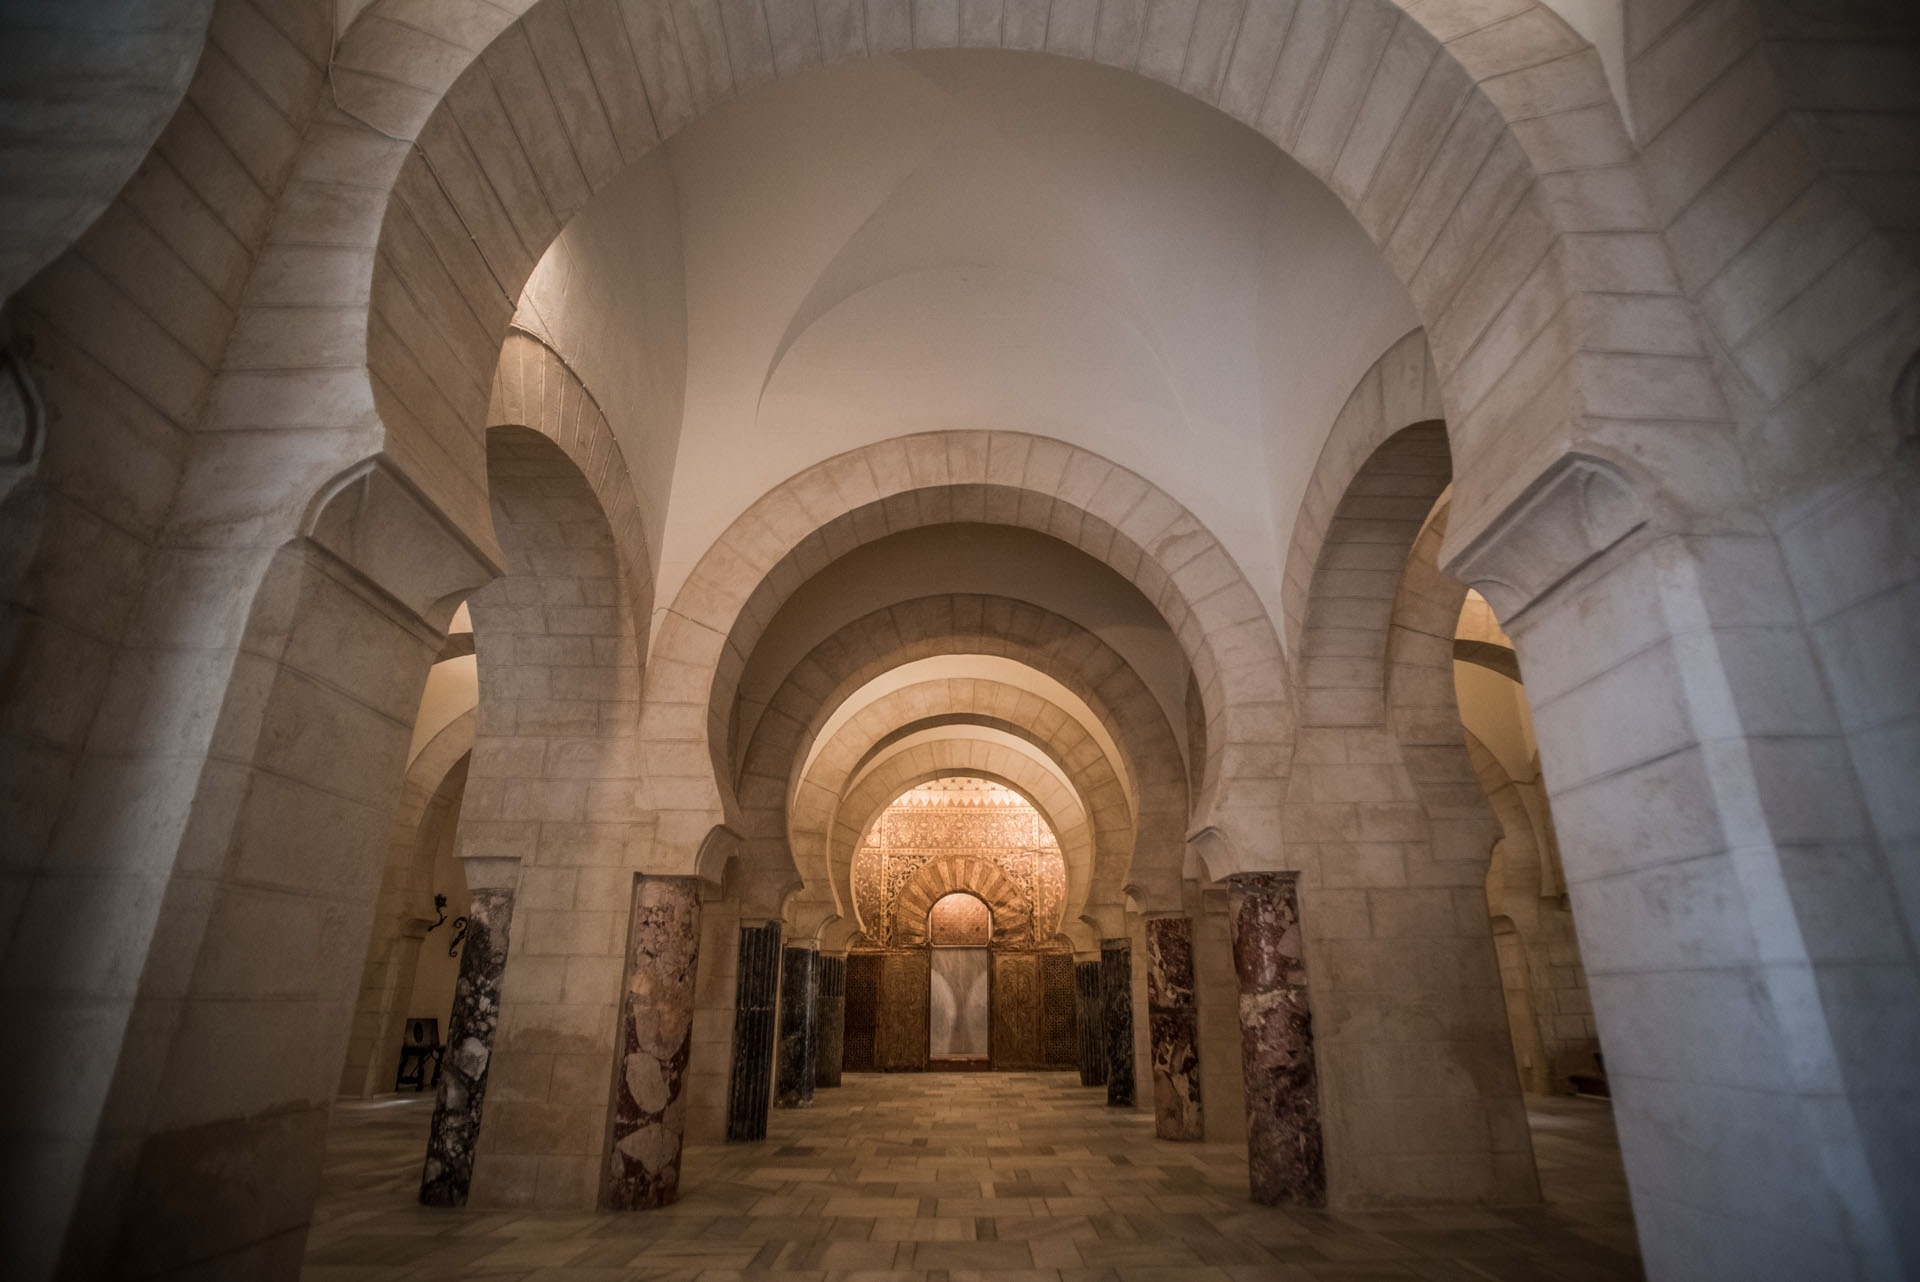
[303,1074,1641,1281]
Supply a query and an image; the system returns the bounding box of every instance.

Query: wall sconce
[423,893,467,957]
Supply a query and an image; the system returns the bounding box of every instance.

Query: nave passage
[304,1072,1643,1279]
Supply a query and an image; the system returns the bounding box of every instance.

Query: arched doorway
[927,890,991,1067]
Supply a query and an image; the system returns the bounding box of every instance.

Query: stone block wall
[1192,888,1248,1144]
[684,897,741,1143]
[453,430,644,1210]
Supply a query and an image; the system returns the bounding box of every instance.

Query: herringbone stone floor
[303,1072,1641,1281]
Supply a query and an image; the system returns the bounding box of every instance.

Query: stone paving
[303,1073,1641,1281]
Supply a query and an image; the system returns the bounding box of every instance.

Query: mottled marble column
[814,953,846,1088]
[725,921,781,1142]
[1147,915,1204,1141]
[1228,872,1325,1206]
[774,945,819,1108]
[605,876,700,1209]
[1099,939,1135,1107]
[419,886,514,1206]
[1075,960,1106,1087]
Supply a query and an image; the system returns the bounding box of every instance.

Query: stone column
[1146,915,1204,1140]
[774,945,819,1108]
[1227,872,1324,1206]
[724,921,781,1142]
[1075,959,1106,1086]
[1100,939,1135,1107]
[605,876,701,1209]
[814,953,846,1088]
[419,860,518,1207]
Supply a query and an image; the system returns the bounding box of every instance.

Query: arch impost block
[1440,452,1650,624]
[458,854,521,891]
[304,454,502,634]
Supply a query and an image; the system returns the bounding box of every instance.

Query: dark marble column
[605,876,701,1209]
[1146,915,1204,1141]
[419,886,513,1206]
[1075,960,1106,1087]
[1227,872,1325,1206]
[1099,939,1135,1107]
[814,954,846,1088]
[725,921,781,1142]
[774,945,819,1107]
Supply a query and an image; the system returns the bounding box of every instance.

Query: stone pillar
[1227,872,1324,1206]
[774,945,819,1108]
[419,864,517,1207]
[814,953,846,1088]
[724,921,781,1142]
[605,876,701,1210]
[1100,939,1135,1107]
[1146,915,1204,1141]
[1075,960,1106,1086]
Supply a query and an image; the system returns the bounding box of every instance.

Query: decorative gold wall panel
[852,778,1067,949]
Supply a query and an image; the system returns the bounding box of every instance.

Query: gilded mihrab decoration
[852,778,1066,949]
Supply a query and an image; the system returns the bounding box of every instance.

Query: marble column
[725,921,781,1142]
[605,876,701,1209]
[774,945,819,1108]
[1099,939,1135,1107]
[419,879,515,1207]
[814,953,846,1088]
[1075,959,1106,1087]
[1146,915,1204,1140]
[1227,872,1325,1206]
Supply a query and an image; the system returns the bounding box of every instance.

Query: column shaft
[724,922,781,1142]
[1075,960,1106,1086]
[814,954,846,1088]
[1146,915,1204,1140]
[605,877,701,1209]
[1227,872,1325,1206]
[774,946,819,1108]
[1100,940,1135,1107]
[419,887,514,1206]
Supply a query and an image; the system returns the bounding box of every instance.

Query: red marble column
[1146,914,1204,1141]
[1227,872,1325,1206]
[604,876,701,1209]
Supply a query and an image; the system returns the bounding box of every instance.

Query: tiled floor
[303,1074,1642,1281]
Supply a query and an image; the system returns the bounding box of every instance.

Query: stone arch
[0,0,219,303]
[1294,422,1452,732]
[793,714,1114,940]
[331,0,1738,568]
[1283,328,1444,668]
[1285,418,1537,1209]
[457,425,641,873]
[786,680,1133,933]
[443,422,650,1208]
[830,754,1082,946]
[893,856,1025,948]
[815,755,1098,955]
[487,329,656,639]
[637,431,1282,870]
[731,595,1188,917]
[275,0,1760,881]
[339,711,477,1097]
[833,747,1087,921]
[1386,499,1501,862]
[1467,728,1595,1096]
